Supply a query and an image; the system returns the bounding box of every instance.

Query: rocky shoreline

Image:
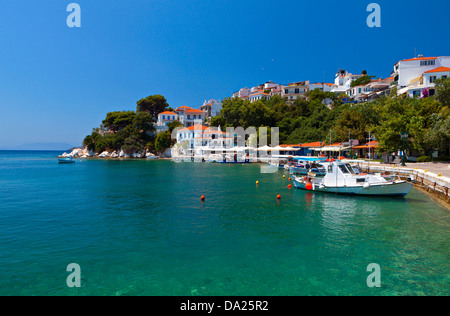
[58,147,162,159]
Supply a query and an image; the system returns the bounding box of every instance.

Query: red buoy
[277,194,281,200]
[305,182,313,190]
[288,184,292,189]
[201,195,205,201]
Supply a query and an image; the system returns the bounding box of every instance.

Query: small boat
[293,161,412,197]
[289,158,327,177]
[146,155,160,160]
[58,156,75,164]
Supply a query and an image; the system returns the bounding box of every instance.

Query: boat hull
[293,178,413,197]
[58,159,75,164]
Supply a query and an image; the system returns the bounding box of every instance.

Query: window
[338,164,350,174]
[163,115,165,120]
[327,164,333,173]
[430,76,437,83]
[442,75,448,80]
[420,60,436,66]
[285,89,289,94]
[295,88,300,94]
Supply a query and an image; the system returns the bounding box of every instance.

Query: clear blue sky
[0,0,449,148]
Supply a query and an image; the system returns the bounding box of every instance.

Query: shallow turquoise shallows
[0,151,449,296]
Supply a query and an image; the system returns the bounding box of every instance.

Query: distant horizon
[0,143,77,151]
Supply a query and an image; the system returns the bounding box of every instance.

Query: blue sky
[0,0,449,148]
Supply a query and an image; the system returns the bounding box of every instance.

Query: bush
[417,156,431,162]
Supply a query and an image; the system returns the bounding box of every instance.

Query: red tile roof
[178,125,209,132]
[352,141,379,149]
[402,57,437,62]
[300,141,323,148]
[159,111,177,115]
[184,109,206,114]
[424,67,450,74]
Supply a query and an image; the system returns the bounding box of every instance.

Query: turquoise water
[0,150,449,296]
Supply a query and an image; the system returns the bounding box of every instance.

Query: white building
[282,81,309,102]
[232,87,250,99]
[155,111,179,133]
[199,99,222,119]
[405,66,450,98]
[393,55,450,88]
[309,83,334,92]
[174,106,207,127]
[249,90,271,102]
[331,70,365,94]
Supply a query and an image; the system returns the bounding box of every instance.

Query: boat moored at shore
[294,161,413,197]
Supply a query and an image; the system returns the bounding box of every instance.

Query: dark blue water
[0,151,448,295]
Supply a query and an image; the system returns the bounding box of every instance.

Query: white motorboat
[293,161,413,197]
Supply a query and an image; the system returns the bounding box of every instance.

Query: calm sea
[0,150,448,296]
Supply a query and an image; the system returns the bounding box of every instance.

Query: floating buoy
[201,195,205,201]
[277,194,281,200]
[305,182,313,190]
[288,184,292,189]
[283,175,286,179]
[256,180,259,185]
[425,169,428,173]
[438,173,442,177]
[288,177,292,181]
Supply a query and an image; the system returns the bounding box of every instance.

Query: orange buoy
[288,177,292,181]
[277,194,281,200]
[305,182,313,191]
[201,195,205,201]
[288,184,292,189]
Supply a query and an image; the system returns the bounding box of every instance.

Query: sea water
[0,151,448,296]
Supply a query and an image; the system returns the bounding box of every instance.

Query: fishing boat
[58,156,75,164]
[293,161,412,197]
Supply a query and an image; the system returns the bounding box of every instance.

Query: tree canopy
[136,95,169,120]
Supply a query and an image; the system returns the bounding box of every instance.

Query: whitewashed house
[331,70,365,94]
[174,106,207,127]
[406,66,450,98]
[155,111,179,133]
[393,55,450,88]
[199,99,222,119]
[282,81,309,102]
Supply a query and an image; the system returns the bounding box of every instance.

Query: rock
[99,151,110,158]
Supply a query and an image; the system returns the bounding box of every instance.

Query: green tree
[136,95,169,120]
[155,131,171,153]
[102,111,136,132]
[435,77,450,108]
